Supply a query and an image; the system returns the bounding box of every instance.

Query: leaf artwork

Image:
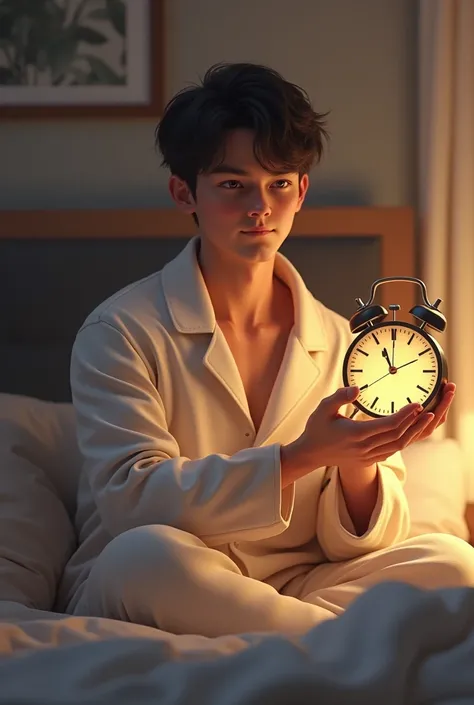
[0,0,127,86]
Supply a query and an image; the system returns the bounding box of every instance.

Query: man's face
[170,129,309,264]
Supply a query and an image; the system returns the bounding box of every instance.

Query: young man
[57,63,474,636]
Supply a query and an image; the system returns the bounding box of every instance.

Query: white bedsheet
[1,581,474,704]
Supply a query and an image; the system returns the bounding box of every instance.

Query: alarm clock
[342,276,448,418]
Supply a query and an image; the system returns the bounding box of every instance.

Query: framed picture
[0,0,163,119]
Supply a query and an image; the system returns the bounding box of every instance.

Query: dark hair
[155,62,329,223]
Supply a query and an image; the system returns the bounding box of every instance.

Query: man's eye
[220,180,242,189]
[219,179,291,189]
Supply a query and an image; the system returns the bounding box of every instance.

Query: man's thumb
[345,385,359,402]
[326,386,359,411]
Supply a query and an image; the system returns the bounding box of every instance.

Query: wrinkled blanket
[1,581,474,704]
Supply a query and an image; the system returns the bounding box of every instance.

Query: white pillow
[0,394,81,610]
[402,438,469,541]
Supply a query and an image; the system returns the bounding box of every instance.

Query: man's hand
[281,386,432,483]
[411,381,456,442]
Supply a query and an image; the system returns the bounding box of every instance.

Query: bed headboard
[0,206,415,402]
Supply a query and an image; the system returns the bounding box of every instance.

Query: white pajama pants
[72,526,474,637]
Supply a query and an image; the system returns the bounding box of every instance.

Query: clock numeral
[370,397,379,409]
[423,369,435,373]
[372,333,380,345]
[391,401,395,414]
[350,369,363,373]
[391,329,397,341]
[408,333,415,345]
[407,397,412,403]
[418,349,430,356]
[360,384,368,391]
[417,385,429,394]
[356,348,369,357]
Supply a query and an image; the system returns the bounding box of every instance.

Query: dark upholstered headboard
[0,207,415,402]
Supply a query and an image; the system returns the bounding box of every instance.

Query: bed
[1,206,474,704]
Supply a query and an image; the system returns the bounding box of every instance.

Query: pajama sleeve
[316,453,411,561]
[70,320,295,546]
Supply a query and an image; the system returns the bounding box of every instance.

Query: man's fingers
[355,403,422,441]
[361,405,424,451]
[439,389,455,414]
[398,410,435,444]
[367,412,435,462]
[417,390,454,439]
[417,387,455,438]
[437,408,449,426]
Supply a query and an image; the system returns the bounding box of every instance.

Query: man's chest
[218,324,292,433]
[154,314,342,457]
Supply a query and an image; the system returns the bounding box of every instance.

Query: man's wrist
[338,463,378,486]
[280,440,318,488]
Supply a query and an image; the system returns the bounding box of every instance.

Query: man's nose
[247,192,271,218]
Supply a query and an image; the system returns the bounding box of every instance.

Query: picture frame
[0,0,164,119]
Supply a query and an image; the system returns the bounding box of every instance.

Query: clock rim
[342,320,448,418]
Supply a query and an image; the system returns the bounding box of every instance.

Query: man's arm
[71,319,295,545]
[337,462,379,536]
[281,449,380,536]
[316,454,410,561]
[280,387,414,561]
[282,443,410,559]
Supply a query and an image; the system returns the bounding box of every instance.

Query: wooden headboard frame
[0,206,416,315]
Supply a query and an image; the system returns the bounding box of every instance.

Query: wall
[0,0,417,211]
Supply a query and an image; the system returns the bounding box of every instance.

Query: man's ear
[295,173,309,213]
[168,175,196,214]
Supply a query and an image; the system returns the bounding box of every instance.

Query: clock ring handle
[355,276,447,333]
[359,276,436,309]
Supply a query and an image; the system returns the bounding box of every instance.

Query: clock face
[343,322,444,417]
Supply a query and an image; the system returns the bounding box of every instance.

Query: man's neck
[198,241,280,330]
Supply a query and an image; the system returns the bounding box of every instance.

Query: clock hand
[395,358,419,371]
[382,347,392,370]
[391,337,396,367]
[365,358,419,390]
[365,370,392,389]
